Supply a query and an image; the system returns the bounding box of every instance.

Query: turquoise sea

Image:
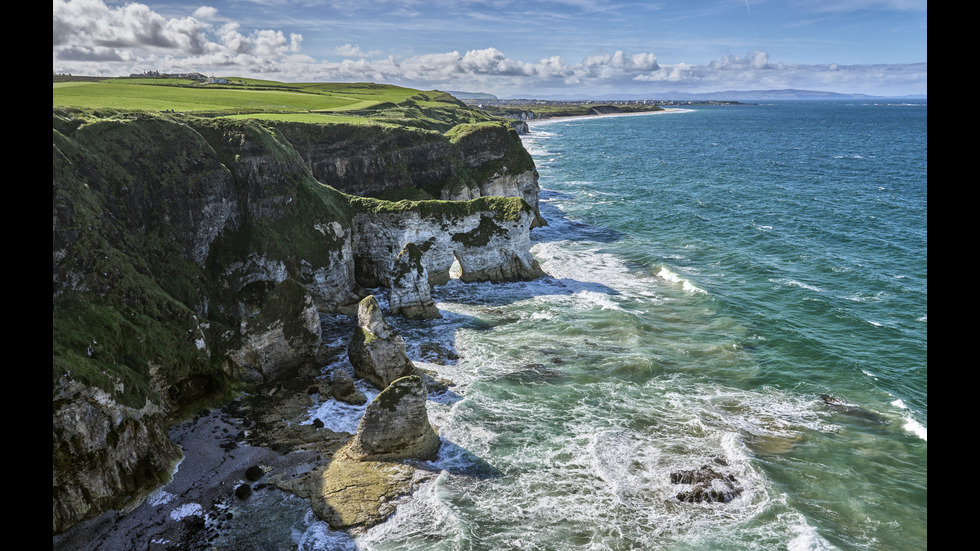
[243,100,927,550]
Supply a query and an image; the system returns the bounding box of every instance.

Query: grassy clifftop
[53,76,499,132]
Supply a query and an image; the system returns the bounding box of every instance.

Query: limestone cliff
[52,107,546,534]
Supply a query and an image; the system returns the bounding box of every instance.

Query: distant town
[464,98,745,108]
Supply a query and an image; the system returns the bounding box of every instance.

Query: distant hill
[503,89,925,101]
[446,90,499,100]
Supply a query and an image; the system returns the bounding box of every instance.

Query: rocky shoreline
[53,298,458,551]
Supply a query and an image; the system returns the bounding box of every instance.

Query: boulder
[389,242,441,319]
[343,375,441,462]
[330,366,367,405]
[347,295,416,389]
[670,463,743,503]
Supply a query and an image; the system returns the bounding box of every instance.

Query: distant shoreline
[524,107,691,127]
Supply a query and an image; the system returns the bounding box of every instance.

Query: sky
[53,0,927,98]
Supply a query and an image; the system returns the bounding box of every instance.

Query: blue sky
[53,1,927,97]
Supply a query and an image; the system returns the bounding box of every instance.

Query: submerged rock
[820,394,889,424]
[347,295,416,389]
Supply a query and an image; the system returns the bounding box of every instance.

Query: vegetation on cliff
[52,77,547,535]
[52,80,536,420]
[53,76,499,131]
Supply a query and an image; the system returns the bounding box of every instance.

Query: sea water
[298,100,926,550]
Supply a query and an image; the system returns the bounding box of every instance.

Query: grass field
[52,76,493,129]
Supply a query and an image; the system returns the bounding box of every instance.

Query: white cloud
[192,6,219,20]
[53,0,308,75]
[52,1,925,96]
[335,43,381,58]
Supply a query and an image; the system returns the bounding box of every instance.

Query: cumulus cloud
[53,0,303,74]
[335,43,380,58]
[192,6,219,20]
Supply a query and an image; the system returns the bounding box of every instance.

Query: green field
[53,76,497,130]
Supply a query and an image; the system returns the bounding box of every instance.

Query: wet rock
[234,484,252,499]
[245,465,264,481]
[418,342,459,364]
[670,464,743,503]
[820,394,889,424]
[330,366,367,405]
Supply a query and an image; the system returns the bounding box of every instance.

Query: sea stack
[347,295,416,389]
[344,375,441,461]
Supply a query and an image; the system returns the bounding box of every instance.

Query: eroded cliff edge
[52,108,544,535]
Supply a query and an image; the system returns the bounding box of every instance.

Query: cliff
[52,107,544,534]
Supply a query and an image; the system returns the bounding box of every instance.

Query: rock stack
[344,375,441,462]
[347,295,416,389]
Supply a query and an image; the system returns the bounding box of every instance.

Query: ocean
[268,100,927,550]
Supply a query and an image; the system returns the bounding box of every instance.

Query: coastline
[524,107,691,127]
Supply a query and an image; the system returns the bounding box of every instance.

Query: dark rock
[820,394,889,424]
[312,418,324,428]
[670,464,743,503]
[182,514,206,529]
[234,484,252,499]
[330,366,367,405]
[245,465,264,481]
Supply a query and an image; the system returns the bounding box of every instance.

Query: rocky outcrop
[298,453,431,533]
[343,375,441,462]
[272,374,441,534]
[670,462,743,503]
[330,366,367,405]
[224,279,324,383]
[276,120,546,228]
[442,122,546,228]
[52,378,182,534]
[351,196,545,287]
[389,242,441,319]
[347,295,417,389]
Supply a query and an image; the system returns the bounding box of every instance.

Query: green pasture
[54,77,435,115]
[52,76,495,130]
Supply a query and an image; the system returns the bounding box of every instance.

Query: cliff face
[51,109,544,534]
